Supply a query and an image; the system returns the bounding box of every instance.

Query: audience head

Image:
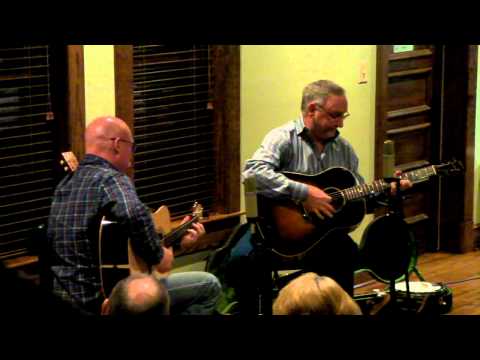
[102,273,170,316]
[273,272,362,315]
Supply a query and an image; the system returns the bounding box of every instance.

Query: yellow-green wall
[83,45,115,125]
[240,45,377,242]
[81,44,480,231]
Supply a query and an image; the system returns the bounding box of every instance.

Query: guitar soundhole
[303,187,346,223]
[325,187,346,212]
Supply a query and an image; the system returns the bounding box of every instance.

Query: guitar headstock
[192,201,204,220]
[435,159,464,176]
[60,151,79,173]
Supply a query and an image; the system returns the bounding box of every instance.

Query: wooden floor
[354,250,480,315]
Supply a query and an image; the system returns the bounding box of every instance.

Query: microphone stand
[383,177,412,314]
[249,215,273,316]
[244,177,272,316]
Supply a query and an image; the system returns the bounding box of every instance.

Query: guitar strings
[327,181,388,200]
[326,169,429,200]
[314,167,434,200]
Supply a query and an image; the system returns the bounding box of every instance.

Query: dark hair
[108,273,170,316]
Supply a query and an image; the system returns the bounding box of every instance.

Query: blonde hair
[272,273,362,315]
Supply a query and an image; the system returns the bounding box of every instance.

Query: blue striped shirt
[47,154,163,313]
[243,116,364,201]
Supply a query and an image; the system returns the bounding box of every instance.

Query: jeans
[163,271,222,315]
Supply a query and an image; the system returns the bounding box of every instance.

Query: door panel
[388,75,431,110]
[375,45,441,253]
[392,128,431,164]
[376,45,476,254]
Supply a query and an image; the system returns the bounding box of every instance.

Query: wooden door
[375,45,443,253]
[375,45,476,254]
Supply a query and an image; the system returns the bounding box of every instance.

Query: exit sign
[393,45,414,53]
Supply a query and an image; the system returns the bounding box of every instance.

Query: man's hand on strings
[179,215,206,251]
[303,184,335,220]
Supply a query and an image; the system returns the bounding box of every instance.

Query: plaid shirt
[243,116,364,201]
[47,154,163,313]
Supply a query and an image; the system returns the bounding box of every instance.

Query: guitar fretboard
[162,214,199,247]
[341,165,437,201]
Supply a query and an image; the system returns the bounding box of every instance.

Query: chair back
[28,223,52,292]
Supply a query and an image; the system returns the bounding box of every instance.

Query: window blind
[132,45,216,218]
[0,46,57,260]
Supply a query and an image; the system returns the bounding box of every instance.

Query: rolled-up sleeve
[243,128,309,202]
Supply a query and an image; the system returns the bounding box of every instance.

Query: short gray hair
[301,80,346,114]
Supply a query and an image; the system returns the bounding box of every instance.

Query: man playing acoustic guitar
[47,116,221,315]
[242,80,412,301]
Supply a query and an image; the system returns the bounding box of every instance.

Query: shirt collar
[81,153,120,172]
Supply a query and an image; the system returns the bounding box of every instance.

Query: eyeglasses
[110,137,136,153]
[316,104,350,120]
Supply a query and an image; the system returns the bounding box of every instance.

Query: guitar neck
[162,215,199,248]
[341,165,437,201]
[399,165,437,183]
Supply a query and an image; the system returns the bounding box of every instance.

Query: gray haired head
[301,80,346,115]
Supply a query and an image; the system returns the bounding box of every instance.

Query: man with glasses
[233,80,409,314]
[47,116,221,315]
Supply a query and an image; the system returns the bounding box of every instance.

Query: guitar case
[357,213,453,314]
[358,213,417,283]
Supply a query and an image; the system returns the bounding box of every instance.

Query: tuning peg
[192,201,204,219]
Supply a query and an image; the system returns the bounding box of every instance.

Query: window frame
[114,45,241,221]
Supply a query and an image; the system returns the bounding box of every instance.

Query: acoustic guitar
[59,151,204,293]
[258,160,463,259]
[99,202,203,293]
[121,202,204,276]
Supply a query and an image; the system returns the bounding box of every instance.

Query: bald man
[47,116,221,315]
[101,273,170,316]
